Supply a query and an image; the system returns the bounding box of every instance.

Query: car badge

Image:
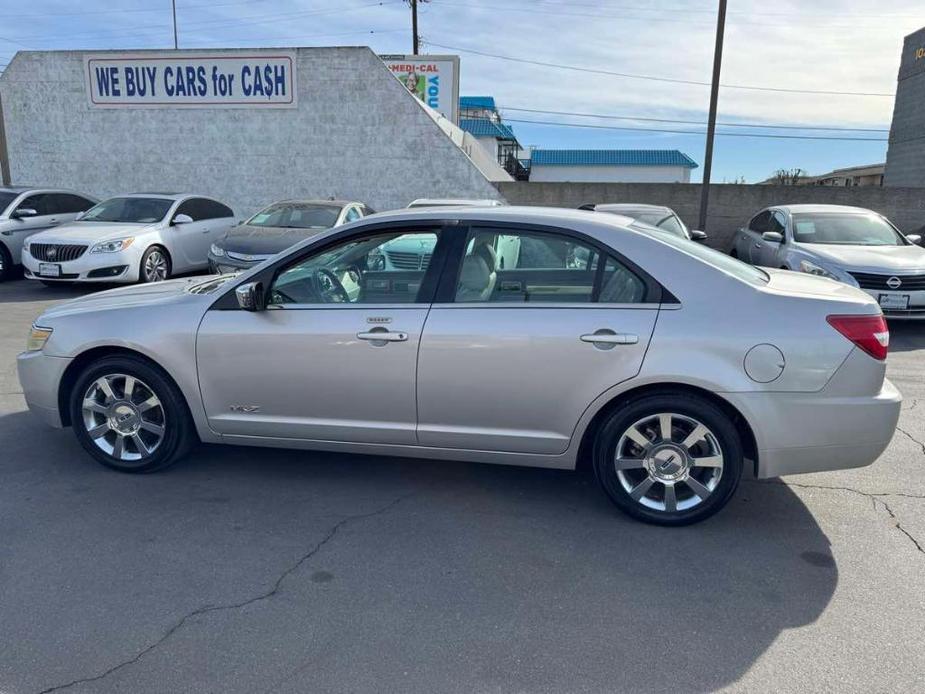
[887,276,902,290]
[46,247,57,259]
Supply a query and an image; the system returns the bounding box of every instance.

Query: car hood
[800,243,925,273]
[30,221,153,244]
[38,277,216,321]
[216,224,328,255]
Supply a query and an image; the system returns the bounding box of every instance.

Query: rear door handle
[357,330,408,342]
[580,332,638,345]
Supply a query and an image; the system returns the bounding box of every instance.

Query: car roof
[268,199,359,207]
[770,204,877,215]
[366,205,642,230]
[0,186,90,194]
[114,192,224,202]
[592,203,674,215]
[407,198,506,208]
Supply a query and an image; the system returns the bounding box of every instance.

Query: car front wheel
[593,392,743,525]
[70,355,196,472]
[140,246,171,283]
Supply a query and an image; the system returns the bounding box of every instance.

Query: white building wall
[529,164,691,184]
[0,47,504,216]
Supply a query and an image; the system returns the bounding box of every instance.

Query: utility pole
[698,0,727,232]
[171,0,178,49]
[411,0,419,54]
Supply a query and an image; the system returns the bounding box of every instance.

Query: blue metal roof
[460,118,517,141]
[530,149,698,168]
[460,96,496,110]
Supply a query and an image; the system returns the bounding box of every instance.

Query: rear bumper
[725,377,902,478]
[17,350,71,428]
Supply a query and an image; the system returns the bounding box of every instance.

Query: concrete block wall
[496,182,925,250]
[0,47,502,217]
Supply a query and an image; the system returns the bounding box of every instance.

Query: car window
[749,211,771,233]
[791,212,907,246]
[81,197,173,223]
[52,193,96,214]
[643,226,769,285]
[173,199,202,222]
[344,207,361,223]
[453,227,645,304]
[656,215,686,238]
[268,229,440,306]
[768,212,786,236]
[247,202,341,229]
[198,199,234,220]
[17,193,51,216]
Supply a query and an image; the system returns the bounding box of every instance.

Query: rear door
[415,224,660,455]
[6,193,57,262]
[170,198,213,269]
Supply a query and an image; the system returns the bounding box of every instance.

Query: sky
[0,0,921,183]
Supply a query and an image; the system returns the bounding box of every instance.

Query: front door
[742,210,771,264]
[416,225,659,455]
[196,226,442,444]
[756,210,786,267]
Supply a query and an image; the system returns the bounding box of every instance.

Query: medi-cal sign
[83,52,297,108]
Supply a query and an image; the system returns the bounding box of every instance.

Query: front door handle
[754,242,762,249]
[357,330,408,343]
[580,331,639,346]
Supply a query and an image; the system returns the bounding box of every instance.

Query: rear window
[0,192,18,213]
[634,223,769,285]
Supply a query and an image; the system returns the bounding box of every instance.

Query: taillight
[826,314,889,361]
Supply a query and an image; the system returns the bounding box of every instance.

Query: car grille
[29,243,88,263]
[385,250,432,270]
[848,272,925,291]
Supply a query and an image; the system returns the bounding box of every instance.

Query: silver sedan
[18,207,901,525]
[731,204,925,319]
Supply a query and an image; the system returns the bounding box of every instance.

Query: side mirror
[235,281,265,311]
[906,233,922,245]
[172,213,193,225]
[690,229,708,243]
[12,208,37,219]
[762,231,783,244]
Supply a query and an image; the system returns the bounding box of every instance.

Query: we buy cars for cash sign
[84,52,297,108]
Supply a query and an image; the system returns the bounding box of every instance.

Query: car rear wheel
[69,355,196,473]
[593,392,743,525]
[140,246,171,283]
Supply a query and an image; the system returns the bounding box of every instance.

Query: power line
[429,41,896,98]
[500,106,891,133]
[504,117,889,141]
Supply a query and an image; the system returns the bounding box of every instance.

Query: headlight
[90,237,135,253]
[23,239,31,254]
[210,243,226,257]
[799,259,839,280]
[26,325,53,352]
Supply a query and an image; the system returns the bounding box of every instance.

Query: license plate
[879,293,910,310]
[39,263,61,277]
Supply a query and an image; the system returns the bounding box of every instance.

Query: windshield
[246,203,341,229]
[633,212,686,238]
[792,212,906,246]
[0,192,18,214]
[81,197,173,224]
[635,223,769,285]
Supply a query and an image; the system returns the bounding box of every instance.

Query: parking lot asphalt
[1,277,925,694]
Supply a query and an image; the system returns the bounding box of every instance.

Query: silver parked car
[580,203,709,243]
[731,204,925,318]
[18,207,900,525]
[22,193,236,285]
[208,199,373,274]
[0,186,98,282]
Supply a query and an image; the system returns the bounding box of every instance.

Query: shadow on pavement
[887,320,925,353]
[0,408,838,693]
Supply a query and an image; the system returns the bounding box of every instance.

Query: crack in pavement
[896,426,925,458]
[37,492,414,694]
[901,398,920,413]
[751,480,925,557]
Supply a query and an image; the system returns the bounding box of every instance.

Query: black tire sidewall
[0,244,12,282]
[139,246,171,283]
[593,393,743,526]
[69,356,193,473]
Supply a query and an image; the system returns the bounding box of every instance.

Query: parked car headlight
[22,239,31,254]
[90,237,135,253]
[799,259,840,280]
[26,325,53,352]
[210,243,226,257]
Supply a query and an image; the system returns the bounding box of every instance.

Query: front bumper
[22,246,142,283]
[17,350,72,428]
[857,288,925,319]
[207,251,263,275]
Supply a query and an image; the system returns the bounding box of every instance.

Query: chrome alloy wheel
[614,413,724,513]
[81,374,165,461]
[144,250,168,281]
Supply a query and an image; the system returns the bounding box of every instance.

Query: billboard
[83,51,297,108]
[381,54,460,123]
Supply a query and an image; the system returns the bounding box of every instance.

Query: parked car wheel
[593,392,743,525]
[69,355,196,473]
[0,244,12,282]
[140,246,171,283]
[729,249,738,259]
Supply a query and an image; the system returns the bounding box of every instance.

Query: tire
[592,392,743,526]
[139,246,171,283]
[729,249,738,259]
[0,244,12,282]
[69,355,197,473]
